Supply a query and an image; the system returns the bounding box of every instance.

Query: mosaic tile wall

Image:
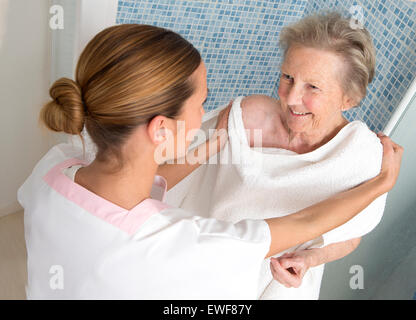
[117,0,416,132]
[116,0,308,111]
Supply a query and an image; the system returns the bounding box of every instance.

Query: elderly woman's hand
[270,238,362,288]
[376,133,404,192]
[270,251,313,288]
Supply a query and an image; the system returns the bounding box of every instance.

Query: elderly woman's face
[278,46,353,135]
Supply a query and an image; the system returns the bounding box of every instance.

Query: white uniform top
[18,143,271,299]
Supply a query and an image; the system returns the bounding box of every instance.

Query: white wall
[0,0,117,218]
[50,0,118,82]
[0,0,64,217]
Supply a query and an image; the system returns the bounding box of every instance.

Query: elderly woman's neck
[287,117,349,154]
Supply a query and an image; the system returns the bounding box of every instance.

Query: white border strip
[50,0,118,82]
[384,77,416,136]
[76,0,118,59]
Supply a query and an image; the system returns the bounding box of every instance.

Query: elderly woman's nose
[286,84,304,106]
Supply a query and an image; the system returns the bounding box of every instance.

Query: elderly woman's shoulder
[241,95,280,111]
[240,95,282,133]
[347,120,378,138]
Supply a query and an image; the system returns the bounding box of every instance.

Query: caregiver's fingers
[377,133,404,191]
[378,134,404,164]
[211,102,232,152]
[215,100,233,131]
[377,132,404,152]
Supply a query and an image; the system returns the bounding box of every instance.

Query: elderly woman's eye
[309,84,319,90]
[282,74,293,81]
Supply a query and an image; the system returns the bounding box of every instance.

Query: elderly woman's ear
[341,94,358,112]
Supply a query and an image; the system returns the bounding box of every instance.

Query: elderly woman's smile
[289,109,311,116]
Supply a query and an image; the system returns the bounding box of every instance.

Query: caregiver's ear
[147,115,175,144]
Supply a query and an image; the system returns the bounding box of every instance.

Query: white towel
[166,96,387,300]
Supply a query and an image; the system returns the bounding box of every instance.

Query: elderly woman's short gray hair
[279,12,376,106]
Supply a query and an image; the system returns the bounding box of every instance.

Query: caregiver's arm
[264,135,403,258]
[157,102,232,191]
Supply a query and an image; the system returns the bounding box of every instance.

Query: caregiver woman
[18,24,402,299]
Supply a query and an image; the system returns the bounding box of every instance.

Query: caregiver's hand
[157,100,234,191]
[376,133,404,192]
[216,100,233,131]
[210,100,233,153]
[270,251,312,288]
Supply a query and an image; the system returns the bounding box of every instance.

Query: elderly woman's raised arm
[270,237,361,288]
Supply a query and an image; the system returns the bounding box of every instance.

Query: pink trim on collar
[43,158,172,235]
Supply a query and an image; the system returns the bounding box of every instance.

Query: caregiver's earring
[155,128,166,142]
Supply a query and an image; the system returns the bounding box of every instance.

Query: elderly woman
[159,12,386,299]
[237,12,380,298]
